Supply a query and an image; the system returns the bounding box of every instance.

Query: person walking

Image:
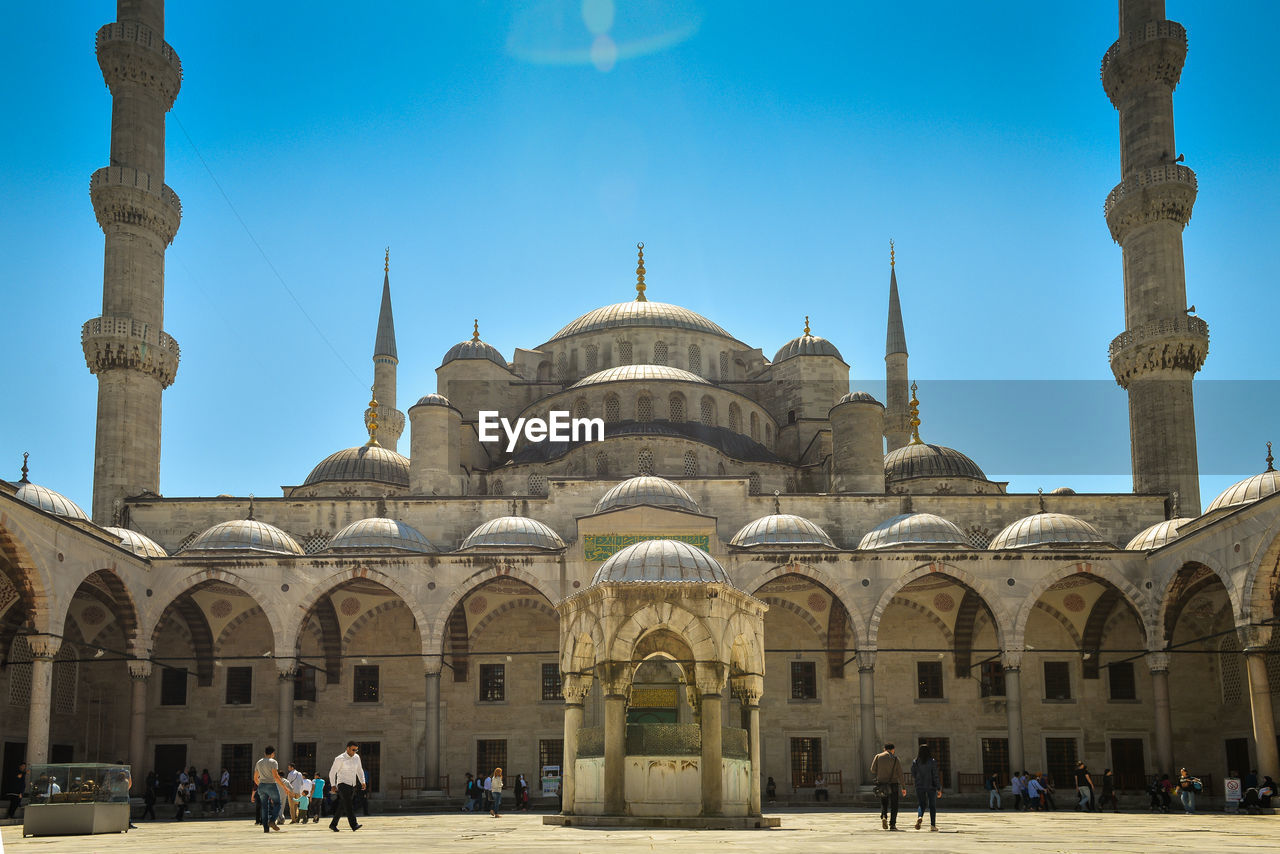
[1073,761,1095,811]
[310,772,326,822]
[870,742,906,830]
[253,745,289,832]
[483,773,493,812]
[911,743,942,831]
[985,772,1002,810]
[765,776,777,803]
[1010,769,1024,811]
[328,741,365,832]
[5,761,27,819]
[217,767,230,813]
[1098,768,1119,812]
[284,762,305,823]
[490,766,505,817]
[142,771,157,820]
[1176,767,1200,814]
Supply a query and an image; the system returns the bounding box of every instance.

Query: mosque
[1,0,1277,818]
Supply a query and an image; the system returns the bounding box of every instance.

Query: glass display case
[22,763,131,837]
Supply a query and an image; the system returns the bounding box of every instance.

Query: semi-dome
[594,476,700,514]
[837,391,882,406]
[303,445,410,488]
[459,516,565,550]
[570,364,711,389]
[989,512,1112,550]
[104,526,168,558]
[591,539,730,585]
[412,393,454,408]
[546,301,734,344]
[730,514,835,548]
[885,442,986,483]
[858,513,968,550]
[1205,468,1280,515]
[1125,518,1196,551]
[183,520,304,555]
[15,482,90,521]
[327,517,437,553]
[773,333,843,364]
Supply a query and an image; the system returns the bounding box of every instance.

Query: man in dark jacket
[5,762,26,818]
[870,743,906,830]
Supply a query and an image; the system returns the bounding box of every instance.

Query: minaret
[884,241,910,451]
[82,0,183,523]
[1102,1,1207,514]
[369,248,404,450]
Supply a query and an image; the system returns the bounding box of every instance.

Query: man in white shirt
[285,762,305,823]
[328,741,365,832]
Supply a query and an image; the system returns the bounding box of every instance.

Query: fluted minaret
[1102,0,1207,514]
[884,241,910,451]
[83,0,183,523]
[369,249,404,450]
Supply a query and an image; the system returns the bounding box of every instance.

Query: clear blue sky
[2,1,1277,510]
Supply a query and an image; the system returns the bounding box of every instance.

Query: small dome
[773,334,843,364]
[1050,487,1076,495]
[441,338,507,369]
[989,513,1112,550]
[1125,518,1196,551]
[412,393,454,408]
[858,513,968,550]
[304,445,410,488]
[546,301,734,344]
[837,391,882,406]
[730,514,835,548]
[570,364,711,389]
[885,442,987,483]
[15,482,90,521]
[183,520,303,555]
[591,539,730,585]
[328,517,437,553]
[1205,469,1280,514]
[595,476,700,514]
[460,516,565,550]
[104,526,168,558]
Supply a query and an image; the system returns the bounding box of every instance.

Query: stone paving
[2,809,1277,853]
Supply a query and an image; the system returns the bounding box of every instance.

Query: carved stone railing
[1108,315,1208,388]
[82,315,181,387]
[90,167,182,244]
[1101,20,1187,104]
[1104,164,1196,242]
[96,21,182,109]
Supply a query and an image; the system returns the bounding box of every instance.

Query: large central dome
[543,301,735,344]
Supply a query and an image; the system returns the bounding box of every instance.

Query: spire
[373,247,398,360]
[886,240,908,358]
[365,386,381,447]
[1267,441,1275,473]
[19,452,29,483]
[635,242,647,302]
[908,380,923,445]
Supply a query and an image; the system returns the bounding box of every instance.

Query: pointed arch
[1012,561,1151,649]
[871,562,1010,650]
[1080,587,1143,678]
[951,588,994,678]
[289,566,431,658]
[745,561,866,646]
[1241,514,1280,625]
[428,563,560,654]
[1158,560,1233,646]
[609,602,718,664]
[140,569,281,656]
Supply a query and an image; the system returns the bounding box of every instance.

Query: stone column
[25,635,61,766]
[277,661,297,761]
[857,649,878,784]
[1240,628,1279,781]
[731,674,764,817]
[560,673,592,815]
[599,661,633,816]
[423,655,442,786]
[1002,646,1024,777]
[697,661,727,817]
[128,660,153,770]
[1145,652,1174,774]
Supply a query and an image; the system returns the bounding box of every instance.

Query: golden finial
[1267,441,1275,473]
[19,451,29,483]
[472,319,480,342]
[908,380,923,445]
[804,315,811,336]
[635,242,647,302]
[890,239,895,268]
[384,246,389,274]
[365,385,381,446]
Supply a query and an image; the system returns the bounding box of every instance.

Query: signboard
[583,534,710,561]
[541,765,560,798]
[1224,777,1241,803]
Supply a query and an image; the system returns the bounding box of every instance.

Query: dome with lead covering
[884,442,986,483]
[730,514,835,548]
[441,337,507,369]
[183,520,303,555]
[304,445,410,488]
[104,526,167,558]
[459,516,566,550]
[773,333,843,364]
[594,476,700,514]
[591,539,731,584]
[327,517,437,553]
[546,301,734,344]
[412,393,454,408]
[858,513,967,550]
[1205,469,1280,515]
[570,364,711,388]
[989,513,1112,550]
[837,391,882,406]
[15,481,90,521]
[1125,518,1195,551]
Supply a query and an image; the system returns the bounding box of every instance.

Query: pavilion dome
[303,444,410,488]
[327,517,437,553]
[1205,468,1280,515]
[730,514,835,548]
[591,539,730,585]
[546,301,734,344]
[441,337,507,369]
[773,332,843,364]
[183,519,303,555]
[594,476,700,514]
[104,526,167,558]
[411,393,454,408]
[15,481,90,521]
[1125,518,1196,551]
[858,513,968,550]
[837,391,882,406]
[989,513,1112,550]
[884,442,986,483]
[459,516,565,550]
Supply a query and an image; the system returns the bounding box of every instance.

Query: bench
[400,775,449,798]
[791,770,843,793]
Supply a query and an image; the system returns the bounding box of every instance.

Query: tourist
[1011,769,1024,810]
[911,743,942,831]
[1073,761,1095,811]
[253,745,289,832]
[1026,772,1044,810]
[218,767,230,813]
[297,773,312,819]
[985,772,1002,810]
[1097,768,1118,812]
[310,771,326,821]
[6,761,27,818]
[328,741,366,832]
[490,766,505,818]
[813,772,829,802]
[765,776,777,803]
[870,742,905,830]
[1039,772,1057,810]
[483,773,493,811]
[173,771,187,820]
[142,771,157,820]
[1259,776,1275,807]
[1176,767,1200,814]
[463,773,480,811]
[285,762,305,822]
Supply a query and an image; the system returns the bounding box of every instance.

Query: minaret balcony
[1104,164,1196,243]
[1100,19,1186,106]
[96,21,183,109]
[82,316,181,388]
[90,167,182,245]
[1108,316,1208,389]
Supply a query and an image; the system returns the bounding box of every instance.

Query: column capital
[1000,645,1025,670]
[597,660,635,698]
[1144,651,1171,673]
[562,672,594,705]
[695,661,727,695]
[423,654,444,677]
[26,634,61,660]
[276,659,299,679]
[730,674,763,706]
[856,648,877,672]
[1237,624,1274,654]
[128,660,153,680]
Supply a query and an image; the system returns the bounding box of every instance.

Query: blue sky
[1,1,1277,510]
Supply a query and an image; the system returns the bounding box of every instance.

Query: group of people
[461,769,534,815]
[869,742,944,831]
[163,766,231,819]
[252,741,367,832]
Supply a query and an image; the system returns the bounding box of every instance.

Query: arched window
[637,394,653,422]
[595,452,610,478]
[748,472,761,495]
[683,451,698,477]
[528,474,548,496]
[491,479,503,496]
[728,402,741,432]
[669,393,686,422]
[584,343,598,373]
[617,340,633,365]
[750,411,760,441]
[653,341,668,366]
[720,352,729,380]
[687,344,702,376]
[605,394,621,423]
[637,448,654,475]
[700,395,716,426]
[573,397,589,421]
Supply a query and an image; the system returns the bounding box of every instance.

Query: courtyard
[2,809,1276,853]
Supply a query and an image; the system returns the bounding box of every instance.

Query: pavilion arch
[561,629,597,675]
[0,522,55,638]
[746,562,866,646]
[609,602,719,664]
[288,566,432,658]
[70,568,142,654]
[870,562,1011,650]
[1011,561,1152,650]
[426,563,560,656]
[1240,515,1280,625]
[1156,560,1238,647]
